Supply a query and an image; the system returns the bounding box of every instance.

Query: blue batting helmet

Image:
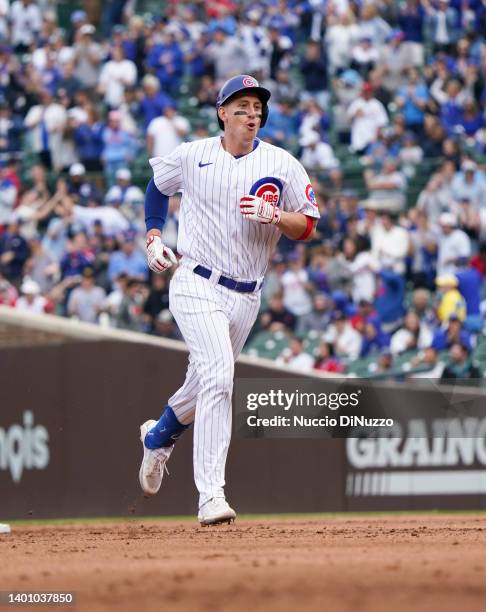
[216,75,271,129]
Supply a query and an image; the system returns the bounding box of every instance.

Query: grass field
[5,508,486,525]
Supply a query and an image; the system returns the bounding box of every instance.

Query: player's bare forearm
[278,211,317,241]
[146,228,162,238]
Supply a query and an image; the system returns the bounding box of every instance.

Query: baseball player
[139,75,320,525]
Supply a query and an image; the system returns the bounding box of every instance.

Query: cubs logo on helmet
[242,77,257,87]
[250,177,283,206]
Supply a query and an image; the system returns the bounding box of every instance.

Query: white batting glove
[240,195,281,225]
[146,234,177,273]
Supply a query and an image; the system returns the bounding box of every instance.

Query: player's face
[220,94,263,138]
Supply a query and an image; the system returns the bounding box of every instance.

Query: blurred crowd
[0,0,485,380]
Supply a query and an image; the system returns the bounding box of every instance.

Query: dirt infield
[0,514,485,612]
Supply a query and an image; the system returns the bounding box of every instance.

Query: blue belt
[193,265,258,293]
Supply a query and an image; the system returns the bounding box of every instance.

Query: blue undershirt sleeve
[144,178,169,233]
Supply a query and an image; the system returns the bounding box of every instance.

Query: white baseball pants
[167,260,261,508]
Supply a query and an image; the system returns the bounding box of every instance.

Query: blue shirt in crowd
[74,123,104,162]
[398,5,425,42]
[397,83,429,126]
[456,268,482,316]
[375,270,405,325]
[140,92,175,130]
[108,248,148,283]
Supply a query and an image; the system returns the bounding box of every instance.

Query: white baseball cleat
[139,419,173,496]
[198,497,236,526]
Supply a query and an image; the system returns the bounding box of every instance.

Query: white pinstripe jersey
[150,136,320,280]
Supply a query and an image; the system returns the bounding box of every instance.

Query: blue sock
[145,406,189,449]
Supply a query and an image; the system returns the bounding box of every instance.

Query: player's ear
[218,105,226,125]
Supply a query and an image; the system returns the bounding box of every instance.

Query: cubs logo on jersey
[249,177,283,206]
[305,183,317,207]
